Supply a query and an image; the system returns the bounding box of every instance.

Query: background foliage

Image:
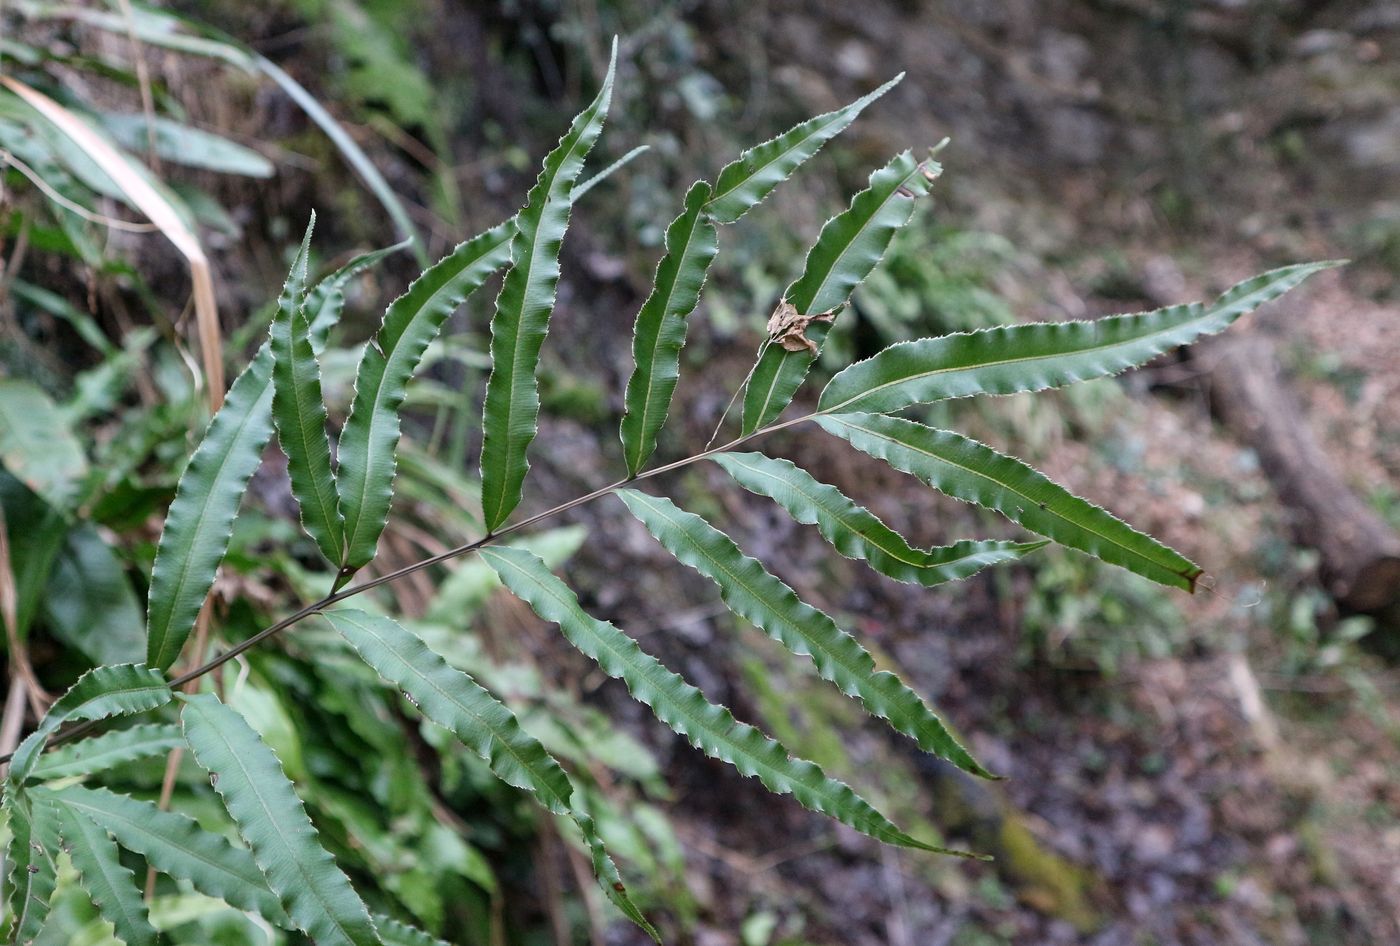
[2,2,1398,945]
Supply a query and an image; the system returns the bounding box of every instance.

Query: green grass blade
[337,220,516,571]
[3,790,60,944]
[98,113,274,178]
[20,4,255,69]
[8,664,173,784]
[705,75,903,224]
[617,489,993,778]
[270,216,347,567]
[619,181,721,475]
[53,800,159,946]
[819,262,1340,414]
[255,55,426,265]
[712,451,1045,585]
[324,608,657,939]
[47,784,290,926]
[479,43,617,532]
[819,413,1203,591]
[178,692,380,946]
[483,545,978,856]
[29,724,183,781]
[144,346,276,670]
[742,151,935,433]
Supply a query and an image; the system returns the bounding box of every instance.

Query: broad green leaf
[53,800,159,946]
[8,664,173,784]
[10,278,114,354]
[271,216,346,567]
[712,451,1045,585]
[479,43,616,532]
[47,784,290,926]
[819,262,1339,415]
[178,692,379,946]
[324,608,657,939]
[0,377,88,512]
[43,522,144,666]
[619,181,721,475]
[145,347,275,670]
[3,789,60,944]
[30,724,183,781]
[819,413,1203,591]
[617,489,992,778]
[23,1,423,256]
[482,546,973,855]
[742,151,936,433]
[338,219,515,571]
[705,74,902,224]
[0,87,129,206]
[98,113,274,177]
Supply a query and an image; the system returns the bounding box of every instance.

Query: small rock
[834,40,875,81]
[1134,823,1176,864]
[1291,30,1351,58]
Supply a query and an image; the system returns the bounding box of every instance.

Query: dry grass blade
[0,76,225,409]
[0,504,49,722]
[115,0,162,173]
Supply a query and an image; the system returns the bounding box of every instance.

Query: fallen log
[1197,334,1400,614]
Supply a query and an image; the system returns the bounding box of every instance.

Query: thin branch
[706,337,770,449]
[0,412,815,765]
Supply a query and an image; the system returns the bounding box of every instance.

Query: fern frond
[705,75,903,224]
[483,546,979,856]
[619,181,720,475]
[479,42,617,532]
[742,150,936,433]
[48,784,290,925]
[178,693,380,946]
[617,489,994,777]
[8,664,172,784]
[53,799,159,946]
[29,724,183,781]
[820,262,1339,414]
[819,413,1202,590]
[713,451,1045,585]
